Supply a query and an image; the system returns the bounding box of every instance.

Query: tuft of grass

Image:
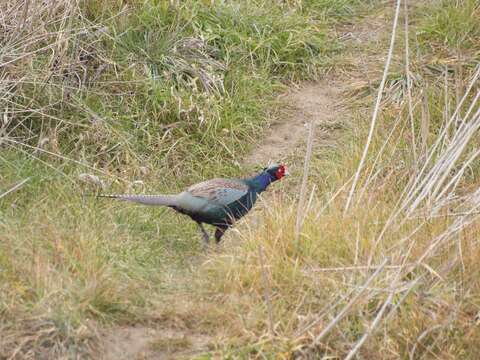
[149,336,191,353]
[418,0,480,52]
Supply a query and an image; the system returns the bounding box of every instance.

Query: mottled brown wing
[187,178,249,206]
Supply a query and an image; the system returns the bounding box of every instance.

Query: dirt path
[243,82,343,166]
[243,7,387,167]
[98,8,388,360]
[101,326,212,360]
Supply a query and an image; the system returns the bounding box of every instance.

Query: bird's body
[98,164,287,245]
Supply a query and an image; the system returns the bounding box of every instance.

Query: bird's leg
[197,222,210,246]
[214,226,228,244]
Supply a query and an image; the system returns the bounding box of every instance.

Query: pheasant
[98,164,288,244]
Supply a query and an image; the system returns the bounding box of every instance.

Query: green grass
[0,0,372,358]
[418,0,480,51]
[4,0,344,176]
[149,336,192,353]
[2,0,479,358]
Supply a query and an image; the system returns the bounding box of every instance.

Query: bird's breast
[225,191,257,219]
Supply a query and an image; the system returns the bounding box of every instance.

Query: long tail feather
[97,194,178,207]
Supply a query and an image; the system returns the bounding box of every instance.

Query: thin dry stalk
[347,220,423,358]
[307,264,410,272]
[420,87,430,154]
[356,110,405,202]
[344,289,395,360]
[344,0,402,214]
[354,222,360,265]
[295,120,315,241]
[3,138,125,182]
[455,52,463,127]
[308,259,389,345]
[0,177,30,200]
[314,174,354,220]
[402,65,480,202]
[404,0,417,163]
[258,245,274,337]
[442,66,450,149]
[408,325,443,360]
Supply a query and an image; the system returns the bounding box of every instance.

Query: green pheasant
[99,164,288,244]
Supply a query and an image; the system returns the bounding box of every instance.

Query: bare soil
[100,326,212,360]
[243,82,344,166]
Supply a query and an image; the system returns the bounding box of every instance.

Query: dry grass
[194,186,480,357]
[2,0,480,358]
[169,0,480,358]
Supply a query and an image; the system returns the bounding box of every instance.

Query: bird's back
[174,178,256,225]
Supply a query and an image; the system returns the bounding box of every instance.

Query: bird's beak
[284,169,290,176]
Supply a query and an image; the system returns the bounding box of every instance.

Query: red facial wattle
[275,165,286,179]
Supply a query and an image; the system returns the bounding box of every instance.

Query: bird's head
[263,163,288,182]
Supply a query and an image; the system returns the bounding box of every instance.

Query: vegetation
[0,0,363,357]
[192,0,480,358]
[1,0,479,358]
